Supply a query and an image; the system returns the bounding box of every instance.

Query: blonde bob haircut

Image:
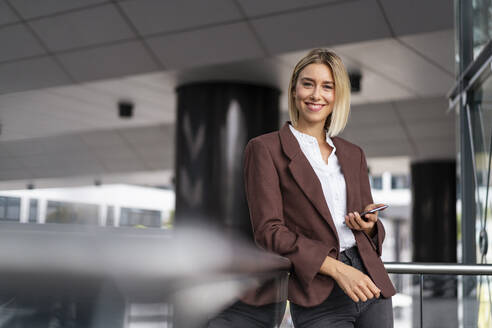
[288,48,351,137]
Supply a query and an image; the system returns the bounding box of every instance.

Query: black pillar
[174,82,279,238]
[411,160,457,262]
[411,160,457,327]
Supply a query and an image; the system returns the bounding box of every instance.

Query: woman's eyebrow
[300,77,334,85]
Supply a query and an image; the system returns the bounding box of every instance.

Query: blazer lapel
[279,122,340,244]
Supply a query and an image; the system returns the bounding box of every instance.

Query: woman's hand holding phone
[344,203,388,237]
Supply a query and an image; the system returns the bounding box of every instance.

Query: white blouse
[289,124,356,251]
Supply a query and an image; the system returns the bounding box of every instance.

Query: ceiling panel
[139,151,174,170]
[43,86,172,127]
[15,91,108,126]
[0,157,22,170]
[29,4,135,52]
[57,41,159,82]
[46,84,132,116]
[19,153,60,168]
[9,0,107,19]
[379,0,454,36]
[0,107,64,140]
[394,97,450,122]
[407,120,455,140]
[100,155,147,172]
[125,71,176,93]
[349,102,399,127]
[120,125,170,146]
[81,78,176,121]
[236,0,339,17]
[358,139,414,158]
[40,134,88,154]
[335,38,455,97]
[347,124,407,143]
[0,24,46,62]
[87,77,174,106]
[80,130,126,148]
[119,0,242,36]
[250,0,390,54]
[0,144,13,158]
[415,138,456,160]
[399,29,455,75]
[349,67,414,104]
[54,152,104,171]
[92,144,136,160]
[0,168,30,180]
[30,166,80,179]
[0,123,176,181]
[0,56,71,94]
[136,145,173,160]
[2,138,46,156]
[147,22,264,69]
[43,84,175,128]
[0,1,19,25]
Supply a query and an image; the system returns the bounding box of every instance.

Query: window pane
[371,175,383,190]
[6,197,20,220]
[120,208,161,228]
[106,206,114,226]
[46,201,98,225]
[391,175,410,189]
[0,197,5,219]
[29,199,38,223]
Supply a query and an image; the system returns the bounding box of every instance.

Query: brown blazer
[242,122,396,307]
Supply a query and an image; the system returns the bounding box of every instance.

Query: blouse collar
[288,123,337,152]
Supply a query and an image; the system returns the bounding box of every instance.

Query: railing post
[420,274,423,328]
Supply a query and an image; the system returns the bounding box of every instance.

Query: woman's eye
[302,82,313,87]
[323,85,333,89]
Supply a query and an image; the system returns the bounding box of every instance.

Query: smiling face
[293,63,335,130]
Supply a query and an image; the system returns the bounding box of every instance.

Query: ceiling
[0,0,457,187]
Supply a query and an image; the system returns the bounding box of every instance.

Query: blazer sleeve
[359,147,386,257]
[243,138,333,289]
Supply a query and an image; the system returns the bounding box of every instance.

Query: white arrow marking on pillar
[179,167,203,208]
[183,113,205,160]
[180,113,205,207]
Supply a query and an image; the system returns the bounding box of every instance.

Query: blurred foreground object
[0,223,289,328]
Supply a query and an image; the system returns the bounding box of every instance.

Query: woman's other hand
[345,203,384,237]
[320,256,381,302]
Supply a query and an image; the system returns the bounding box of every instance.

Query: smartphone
[359,204,389,219]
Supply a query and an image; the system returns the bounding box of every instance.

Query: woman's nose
[310,86,321,100]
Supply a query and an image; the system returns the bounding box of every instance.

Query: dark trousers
[207,300,286,328]
[290,246,394,328]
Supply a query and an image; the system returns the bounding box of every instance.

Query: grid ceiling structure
[0,0,456,187]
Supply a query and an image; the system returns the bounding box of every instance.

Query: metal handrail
[384,262,492,275]
[448,40,492,101]
[383,262,492,328]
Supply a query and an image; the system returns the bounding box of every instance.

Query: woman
[242,49,396,327]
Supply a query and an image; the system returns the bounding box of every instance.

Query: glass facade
[473,0,492,58]
[391,174,410,190]
[0,196,20,222]
[370,175,383,190]
[455,1,492,326]
[28,199,38,223]
[120,208,161,228]
[46,201,99,225]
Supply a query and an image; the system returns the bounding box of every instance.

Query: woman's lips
[305,102,325,112]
